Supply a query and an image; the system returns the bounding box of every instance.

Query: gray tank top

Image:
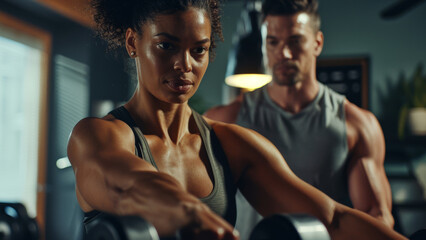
[236,83,350,204]
[108,106,237,224]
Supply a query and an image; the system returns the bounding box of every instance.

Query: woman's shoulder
[68,116,136,153]
[204,117,250,138]
[203,116,285,181]
[205,117,276,154]
[72,116,132,137]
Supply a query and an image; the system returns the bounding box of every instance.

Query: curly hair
[262,0,320,32]
[91,0,223,57]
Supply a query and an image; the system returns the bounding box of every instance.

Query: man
[205,0,393,238]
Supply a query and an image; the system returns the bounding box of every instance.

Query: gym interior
[0,0,425,239]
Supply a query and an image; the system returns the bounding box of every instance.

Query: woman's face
[128,7,212,104]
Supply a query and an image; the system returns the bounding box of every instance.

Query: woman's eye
[157,42,173,50]
[193,47,208,55]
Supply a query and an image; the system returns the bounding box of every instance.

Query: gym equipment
[0,202,39,240]
[409,229,426,240]
[83,213,330,240]
[249,214,330,240]
[82,212,426,240]
[84,213,160,240]
[388,175,426,236]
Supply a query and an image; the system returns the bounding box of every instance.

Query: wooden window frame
[0,11,51,239]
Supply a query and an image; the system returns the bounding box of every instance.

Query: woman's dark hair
[91,0,223,56]
[262,0,320,32]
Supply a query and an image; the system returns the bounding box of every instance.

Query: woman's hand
[177,202,239,240]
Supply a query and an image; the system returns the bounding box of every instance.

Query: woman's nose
[174,51,192,73]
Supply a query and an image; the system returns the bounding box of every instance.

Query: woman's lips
[166,79,193,93]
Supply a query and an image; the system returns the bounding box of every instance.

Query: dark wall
[200,1,426,141]
[0,1,131,239]
[89,39,134,105]
[317,0,426,142]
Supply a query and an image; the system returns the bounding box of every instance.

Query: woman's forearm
[329,205,406,240]
[103,170,203,236]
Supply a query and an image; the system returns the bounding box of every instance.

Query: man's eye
[290,38,302,46]
[267,40,278,46]
[157,42,173,50]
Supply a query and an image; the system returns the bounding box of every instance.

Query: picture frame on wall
[316,57,369,109]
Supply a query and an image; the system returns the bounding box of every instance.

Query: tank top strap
[108,106,158,169]
[192,110,237,225]
[192,110,219,183]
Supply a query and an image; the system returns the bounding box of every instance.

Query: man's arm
[203,94,243,123]
[210,120,405,240]
[345,101,394,227]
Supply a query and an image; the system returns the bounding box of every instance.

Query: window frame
[0,11,51,238]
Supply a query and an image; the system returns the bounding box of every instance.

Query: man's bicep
[346,109,393,226]
[348,157,383,210]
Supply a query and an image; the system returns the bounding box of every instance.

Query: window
[0,12,51,234]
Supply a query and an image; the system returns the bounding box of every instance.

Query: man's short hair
[262,0,321,32]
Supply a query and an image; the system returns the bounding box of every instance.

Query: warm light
[296,13,310,25]
[225,74,272,91]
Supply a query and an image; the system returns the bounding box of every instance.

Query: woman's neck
[124,88,193,144]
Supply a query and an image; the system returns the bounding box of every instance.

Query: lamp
[225,1,271,91]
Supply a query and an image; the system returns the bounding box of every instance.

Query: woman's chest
[144,135,214,198]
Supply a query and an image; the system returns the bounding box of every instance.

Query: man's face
[262,13,323,86]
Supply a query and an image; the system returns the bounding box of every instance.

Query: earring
[130,51,136,57]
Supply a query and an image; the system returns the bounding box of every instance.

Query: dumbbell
[0,202,39,240]
[250,214,426,240]
[84,213,160,240]
[249,213,330,240]
[409,229,426,240]
[84,213,330,240]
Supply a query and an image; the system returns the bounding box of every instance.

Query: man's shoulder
[344,100,383,148]
[204,94,244,123]
[320,83,346,103]
[344,100,377,125]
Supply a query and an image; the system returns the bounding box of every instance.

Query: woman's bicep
[240,154,335,223]
[67,118,157,212]
[214,123,336,225]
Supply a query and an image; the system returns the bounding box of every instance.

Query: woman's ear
[125,28,137,57]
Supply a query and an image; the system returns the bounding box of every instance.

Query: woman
[67,0,405,239]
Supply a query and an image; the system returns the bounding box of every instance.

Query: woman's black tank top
[83,107,236,230]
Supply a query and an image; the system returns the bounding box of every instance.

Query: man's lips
[274,63,299,75]
[275,63,298,71]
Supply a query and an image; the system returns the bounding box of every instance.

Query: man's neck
[267,79,319,114]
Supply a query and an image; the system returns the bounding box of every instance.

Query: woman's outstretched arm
[210,120,406,240]
[67,117,237,239]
